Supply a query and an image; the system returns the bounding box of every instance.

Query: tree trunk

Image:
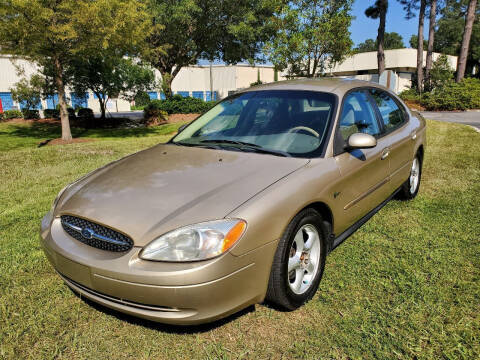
[54,56,72,141]
[99,98,106,121]
[160,72,173,99]
[377,4,387,76]
[456,0,477,82]
[417,0,426,93]
[425,0,437,90]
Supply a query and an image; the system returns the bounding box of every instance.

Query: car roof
[238,77,389,95]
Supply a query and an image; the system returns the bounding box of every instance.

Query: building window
[192,91,204,100]
[148,92,158,100]
[206,91,218,101]
[71,93,89,109]
[46,94,59,109]
[177,91,190,98]
[0,93,15,111]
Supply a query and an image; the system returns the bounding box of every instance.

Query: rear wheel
[266,208,327,310]
[397,153,422,200]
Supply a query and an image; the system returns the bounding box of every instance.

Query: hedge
[420,78,480,111]
[1,110,23,120]
[145,95,216,115]
[44,109,60,118]
[22,109,40,119]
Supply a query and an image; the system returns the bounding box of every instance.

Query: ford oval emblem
[81,228,94,239]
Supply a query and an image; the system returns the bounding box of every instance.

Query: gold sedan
[40,79,426,325]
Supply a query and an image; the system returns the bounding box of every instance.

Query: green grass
[0,120,479,359]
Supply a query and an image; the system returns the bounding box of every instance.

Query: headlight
[139,219,247,262]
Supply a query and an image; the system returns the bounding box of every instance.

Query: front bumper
[40,214,278,325]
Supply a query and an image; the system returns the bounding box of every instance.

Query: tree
[10,75,45,111]
[144,0,279,98]
[409,34,428,48]
[365,0,389,75]
[434,0,479,78]
[70,57,155,120]
[425,0,438,89]
[355,32,405,53]
[430,54,454,88]
[457,0,478,81]
[265,0,354,78]
[399,0,427,92]
[0,0,148,140]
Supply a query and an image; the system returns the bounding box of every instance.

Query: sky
[350,0,429,47]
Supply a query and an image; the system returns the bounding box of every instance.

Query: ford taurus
[40,79,426,325]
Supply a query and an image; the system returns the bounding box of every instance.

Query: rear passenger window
[369,90,406,132]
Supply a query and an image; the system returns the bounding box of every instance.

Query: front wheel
[397,154,422,200]
[265,208,327,310]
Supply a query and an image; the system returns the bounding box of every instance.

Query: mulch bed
[167,113,200,123]
[39,138,95,147]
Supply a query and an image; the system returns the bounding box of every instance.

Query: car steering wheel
[287,126,320,138]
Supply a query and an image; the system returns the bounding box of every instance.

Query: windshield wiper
[200,139,291,157]
[200,139,261,147]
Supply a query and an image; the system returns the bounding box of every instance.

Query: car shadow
[70,289,256,333]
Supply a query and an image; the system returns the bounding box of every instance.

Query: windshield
[172,90,336,157]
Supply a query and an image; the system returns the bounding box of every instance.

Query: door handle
[381,148,390,160]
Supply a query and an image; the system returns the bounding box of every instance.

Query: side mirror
[178,123,189,132]
[346,133,377,150]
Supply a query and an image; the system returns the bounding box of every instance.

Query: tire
[397,153,422,200]
[265,208,327,310]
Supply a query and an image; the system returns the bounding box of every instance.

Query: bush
[399,88,421,102]
[67,108,76,120]
[420,78,480,111]
[77,108,94,119]
[22,109,40,119]
[44,109,60,119]
[146,95,216,114]
[1,109,23,120]
[134,91,151,107]
[143,102,168,126]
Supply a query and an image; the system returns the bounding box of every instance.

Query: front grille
[60,215,133,252]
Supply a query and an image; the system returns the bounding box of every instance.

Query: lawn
[0,119,479,359]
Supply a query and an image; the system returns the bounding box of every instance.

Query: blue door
[71,93,89,109]
[46,94,59,109]
[20,99,42,110]
[192,91,204,100]
[205,91,218,101]
[177,91,189,98]
[148,92,158,100]
[0,93,14,110]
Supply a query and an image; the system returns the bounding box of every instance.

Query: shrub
[146,95,216,114]
[143,102,168,126]
[399,88,420,102]
[134,91,151,107]
[44,109,60,118]
[427,54,454,91]
[77,108,94,119]
[22,109,40,119]
[67,108,77,120]
[1,109,23,120]
[420,78,480,111]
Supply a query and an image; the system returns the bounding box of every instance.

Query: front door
[333,90,391,233]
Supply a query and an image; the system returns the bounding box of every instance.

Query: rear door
[333,90,391,232]
[368,89,413,191]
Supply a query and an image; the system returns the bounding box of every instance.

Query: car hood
[56,144,309,247]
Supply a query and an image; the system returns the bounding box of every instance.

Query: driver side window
[339,91,380,141]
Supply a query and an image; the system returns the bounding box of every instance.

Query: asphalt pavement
[421,111,480,130]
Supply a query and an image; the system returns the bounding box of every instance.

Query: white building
[0,49,457,113]
[0,56,285,113]
[327,48,458,93]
